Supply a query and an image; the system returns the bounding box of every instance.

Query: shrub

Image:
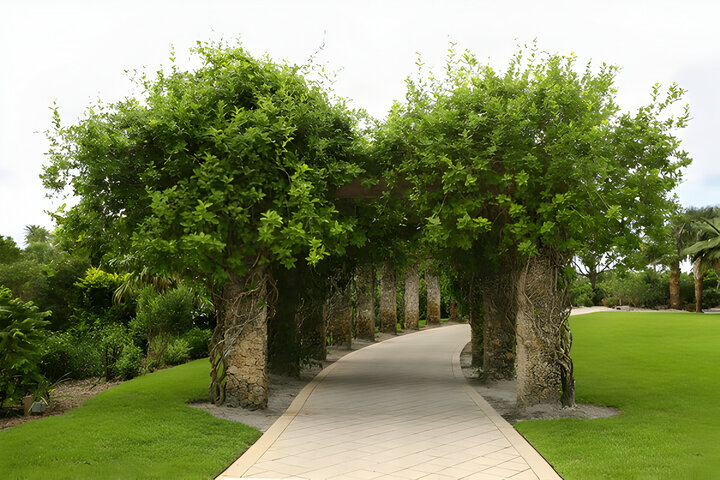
[135,285,195,339]
[97,324,132,380]
[162,337,191,366]
[0,287,50,407]
[40,331,102,381]
[598,270,668,308]
[182,327,212,359]
[115,343,142,379]
[570,276,595,307]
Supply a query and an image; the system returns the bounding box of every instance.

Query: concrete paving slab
[217,324,561,480]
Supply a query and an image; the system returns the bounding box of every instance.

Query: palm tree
[684,216,720,311]
[23,225,51,244]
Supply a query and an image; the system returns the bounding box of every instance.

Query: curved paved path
[218,324,560,480]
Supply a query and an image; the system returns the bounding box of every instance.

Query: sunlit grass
[0,359,260,479]
[517,312,720,479]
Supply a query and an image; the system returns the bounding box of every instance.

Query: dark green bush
[182,327,212,359]
[135,285,195,338]
[40,331,102,381]
[0,287,50,407]
[570,276,595,307]
[598,270,668,308]
[162,337,191,366]
[115,343,142,379]
[97,324,133,380]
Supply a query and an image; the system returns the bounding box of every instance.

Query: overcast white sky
[1,0,718,245]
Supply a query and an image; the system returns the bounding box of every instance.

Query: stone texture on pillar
[449,299,460,323]
[355,264,376,341]
[209,267,269,409]
[479,261,518,382]
[516,252,574,408]
[380,262,397,334]
[404,263,419,330]
[426,266,441,325]
[326,274,353,349]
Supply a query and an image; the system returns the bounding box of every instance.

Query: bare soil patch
[0,378,121,431]
[460,342,620,423]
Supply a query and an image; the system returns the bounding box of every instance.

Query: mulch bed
[0,378,121,431]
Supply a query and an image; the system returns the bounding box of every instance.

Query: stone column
[404,263,420,330]
[380,262,397,333]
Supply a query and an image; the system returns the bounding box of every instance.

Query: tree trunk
[404,263,420,330]
[479,262,517,381]
[515,252,575,408]
[426,265,441,325]
[449,299,460,323]
[326,273,353,348]
[380,262,397,333]
[669,260,681,310]
[693,258,704,313]
[355,264,376,341]
[209,267,269,409]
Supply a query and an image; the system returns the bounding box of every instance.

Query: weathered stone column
[479,259,518,382]
[209,266,269,409]
[380,262,397,333]
[467,279,483,368]
[449,299,460,323]
[516,252,574,408]
[404,263,420,330]
[326,275,353,349]
[426,263,441,325]
[355,264,376,341]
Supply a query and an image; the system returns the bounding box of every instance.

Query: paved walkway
[218,324,561,480]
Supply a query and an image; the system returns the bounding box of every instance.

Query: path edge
[451,343,563,480]
[216,343,374,479]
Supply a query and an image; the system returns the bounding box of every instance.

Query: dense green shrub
[115,343,142,379]
[182,327,212,359]
[0,287,50,407]
[570,276,595,307]
[40,331,102,381]
[97,324,135,380]
[598,270,668,308]
[162,337,191,366]
[135,285,195,338]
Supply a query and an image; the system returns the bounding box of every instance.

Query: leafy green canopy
[378,47,690,265]
[43,42,365,287]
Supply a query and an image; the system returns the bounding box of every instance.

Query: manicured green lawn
[0,359,260,479]
[517,312,720,479]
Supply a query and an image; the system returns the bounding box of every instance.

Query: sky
[1,0,719,246]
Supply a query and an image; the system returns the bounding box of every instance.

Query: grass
[0,359,260,479]
[516,312,720,479]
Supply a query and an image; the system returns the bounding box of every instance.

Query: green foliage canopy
[43,42,365,289]
[377,47,691,267]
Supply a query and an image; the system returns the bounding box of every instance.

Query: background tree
[43,42,365,409]
[684,214,720,308]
